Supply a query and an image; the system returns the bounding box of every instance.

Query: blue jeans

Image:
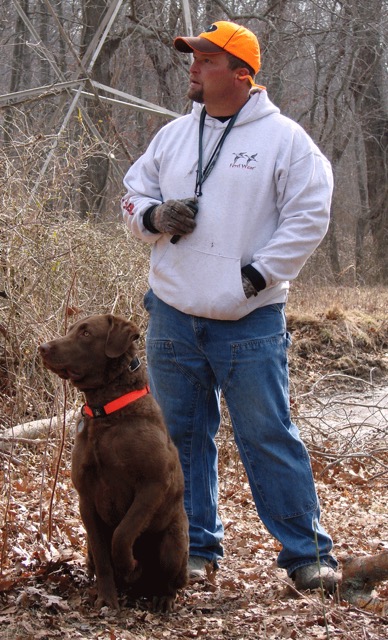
[144,290,337,576]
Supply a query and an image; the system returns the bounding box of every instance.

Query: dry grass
[1,142,387,458]
[0,210,150,428]
[1,200,387,428]
[289,281,388,318]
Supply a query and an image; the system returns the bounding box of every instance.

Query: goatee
[187,87,204,103]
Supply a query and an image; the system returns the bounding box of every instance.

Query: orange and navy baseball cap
[174,21,261,79]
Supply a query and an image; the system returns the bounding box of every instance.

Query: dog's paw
[117,558,142,585]
[95,591,120,611]
[151,593,176,614]
[86,559,95,579]
[86,544,95,578]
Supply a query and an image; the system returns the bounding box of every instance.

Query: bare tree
[1,0,387,283]
[78,0,121,218]
[349,0,388,283]
[3,0,29,144]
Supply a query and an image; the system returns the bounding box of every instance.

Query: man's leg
[204,304,337,580]
[144,290,224,565]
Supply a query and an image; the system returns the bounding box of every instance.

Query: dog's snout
[39,342,52,356]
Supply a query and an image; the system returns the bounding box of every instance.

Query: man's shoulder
[155,111,195,138]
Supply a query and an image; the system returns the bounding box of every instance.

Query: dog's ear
[105,316,140,358]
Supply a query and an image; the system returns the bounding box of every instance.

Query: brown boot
[188,556,209,582]
[293,563,339,593]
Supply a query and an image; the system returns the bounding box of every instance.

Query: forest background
[0,1,388,639]
[1,0,388,285]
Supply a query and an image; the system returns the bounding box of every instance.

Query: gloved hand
[151,198,198,236]
[242,273,258,298]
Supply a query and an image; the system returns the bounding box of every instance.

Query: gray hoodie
[122,90,333,320]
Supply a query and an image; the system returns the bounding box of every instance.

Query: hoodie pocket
[151,244,248,320]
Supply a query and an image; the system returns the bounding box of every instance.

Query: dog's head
[39,314,140,390]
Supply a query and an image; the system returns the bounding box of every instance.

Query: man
[121,20,338,592]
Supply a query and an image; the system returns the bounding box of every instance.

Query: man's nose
[190,59,200,73]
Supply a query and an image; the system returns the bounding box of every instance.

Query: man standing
[121,21,338,591]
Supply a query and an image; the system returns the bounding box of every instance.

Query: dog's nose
[39,343,51,356]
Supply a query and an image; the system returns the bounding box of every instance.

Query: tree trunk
[327,214,341,282]
[351,0,388,283]
[363,84,388,283]
[354,130,369,283]
[78,0,114,219]
[341,551,388,612]
[3,0,29,144]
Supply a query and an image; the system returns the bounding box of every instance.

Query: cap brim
[174,36,224,55]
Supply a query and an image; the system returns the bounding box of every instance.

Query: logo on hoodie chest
[230,152,258,171]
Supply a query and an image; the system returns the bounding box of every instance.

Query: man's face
[187,52,236,105]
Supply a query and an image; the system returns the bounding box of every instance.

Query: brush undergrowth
[1,143,387,431]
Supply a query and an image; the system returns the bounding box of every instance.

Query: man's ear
[235,67,253,83]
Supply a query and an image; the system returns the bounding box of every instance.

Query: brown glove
[242,273,258,298]
[151,199,198,236]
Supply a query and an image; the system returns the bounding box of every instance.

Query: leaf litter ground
[1,301,387,639]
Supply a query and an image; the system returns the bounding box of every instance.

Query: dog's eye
[81,329,90,337]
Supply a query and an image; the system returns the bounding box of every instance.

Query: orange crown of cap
[174,21,261,75]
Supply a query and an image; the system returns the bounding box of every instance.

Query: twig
[47,271,77,541]
[48,382,68,542]
[0,436,47,445]
[300,373,379,398]
[314,519,331,640]
[347,606,388,624]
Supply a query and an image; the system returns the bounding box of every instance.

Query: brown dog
[39,314,188,612]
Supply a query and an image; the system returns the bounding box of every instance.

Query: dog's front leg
[79,497,119,610]
[111,483,165,584]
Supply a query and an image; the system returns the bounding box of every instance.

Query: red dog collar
[82,385,150,419]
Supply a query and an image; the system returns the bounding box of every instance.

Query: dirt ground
[1,303,387,639]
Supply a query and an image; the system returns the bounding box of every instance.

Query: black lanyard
[195,106,241,197]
